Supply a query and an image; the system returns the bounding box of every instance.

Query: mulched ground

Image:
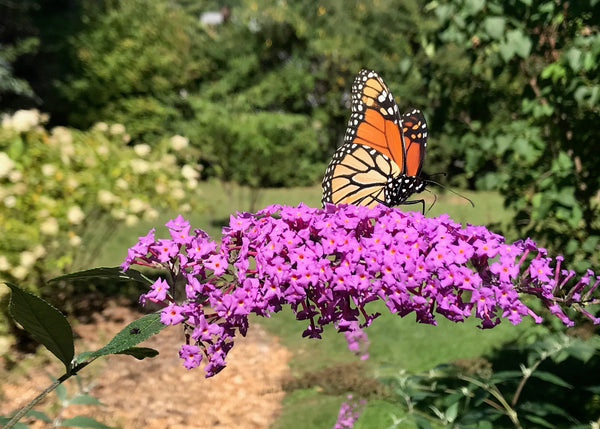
[1,304,291,428]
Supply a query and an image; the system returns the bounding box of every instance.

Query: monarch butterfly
[321,69,428,209]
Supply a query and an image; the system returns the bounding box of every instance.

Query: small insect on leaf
[130,327,141,334]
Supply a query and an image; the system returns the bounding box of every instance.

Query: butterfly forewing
[346,70,406,168]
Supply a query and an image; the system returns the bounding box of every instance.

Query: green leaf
[585,385,600,394]
[116,347,160,360]
[26,409,52,422]
[574,85,600,107]
[562,337,600,362]
[531,371,573,388]
[582,235,600,253]
[463,0,485,15]
[522,414,555,428]
[540,62,566,82]
[74,313,165,365]
[564,48,582,72]
[0,417,29,429]
[521,400,575,422]
[60,415,114,428]
[69,394,104,406]
[498,40,515,62]
[56,381,67,402]
[49,267,152,286]
[552,151,573,171]
[483,17,506,40]
[6,283,74,373]
[507,29,532,58]
[445,401,459,421]
[491,370,522,382]
[554,188,577,207]
[583,51,596,71]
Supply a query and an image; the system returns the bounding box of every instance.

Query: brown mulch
[0,304,292,428]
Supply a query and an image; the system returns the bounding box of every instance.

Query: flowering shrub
[122,203,599,377]
[0,109,202,295]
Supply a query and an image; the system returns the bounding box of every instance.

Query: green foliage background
[1,1,599,275]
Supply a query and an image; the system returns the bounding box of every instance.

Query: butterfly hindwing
[401,109,428,177]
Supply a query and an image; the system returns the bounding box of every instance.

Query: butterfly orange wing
[401,109,427,177]
[346,69,406,169]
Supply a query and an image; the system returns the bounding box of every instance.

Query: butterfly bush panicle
[332,395,367,429]
[122,205,600,377]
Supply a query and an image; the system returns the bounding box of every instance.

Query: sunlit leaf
[74,313,164,365]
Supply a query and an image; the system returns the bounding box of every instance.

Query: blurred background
[1,0,599,427]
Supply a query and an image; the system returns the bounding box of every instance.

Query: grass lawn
[97,181,524,429]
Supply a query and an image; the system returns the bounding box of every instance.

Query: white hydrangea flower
[69,234,82,247]
[181,164,199,180]
[40,217,59,235]
[0,255,10,271]
[41,164,56,177]
[20,251,36,268]
[50,126,73,145]
[7,109,43,133]
[60,141,75,163]
[111,208,127,219]
[98,190,118,205]
[109,123,126,135]
[97,145,109,156]
[172,187,185,200]
[12,266,28,280]
[115,178,129,190]
[8,169,23,183]
[144,207,159,220]
[155,183,167,194]
[130,159,150,174]
[66,177,79,190]
[32,244,46,258]
[170,135,189,151]
[93,122,109,132]
[125,214,139,226]
[3,195,16,208]
[67,206,85,225]
[133,144,151,157]
[0,152,15,178]
[128,198,146,213]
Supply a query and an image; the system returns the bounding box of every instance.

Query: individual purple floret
[122,203,599,377]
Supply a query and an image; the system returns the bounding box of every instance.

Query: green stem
[459,375,522,429]
[3,359,95,429]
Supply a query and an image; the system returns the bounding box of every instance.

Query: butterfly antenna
[423,188,438,214]
[425,175,475,208]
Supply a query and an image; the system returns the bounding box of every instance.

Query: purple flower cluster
[122,203,600,377]
[332,395,366,429]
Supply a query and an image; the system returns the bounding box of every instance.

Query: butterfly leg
[399,199,425,215]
